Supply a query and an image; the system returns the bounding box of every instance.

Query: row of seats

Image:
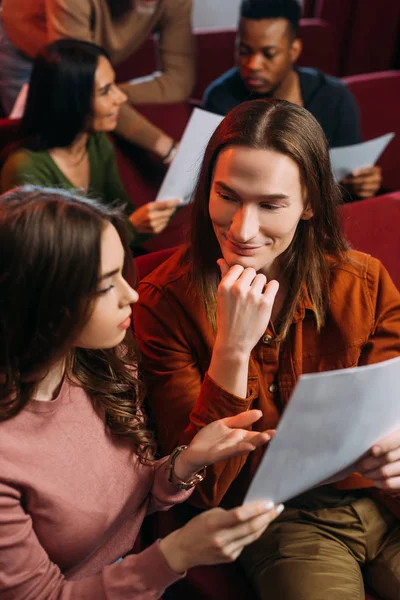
[2,67,400,253]
[114,70,400,250]
[134,190,400,600]
[306,0,400,76]
[115,4,400,96]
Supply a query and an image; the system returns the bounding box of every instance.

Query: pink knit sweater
[0,376,193,599]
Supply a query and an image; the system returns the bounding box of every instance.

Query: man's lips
[225,238,264,255]
[244,77,268,88]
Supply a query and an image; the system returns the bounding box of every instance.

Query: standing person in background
[0,40,181,250]
[203,0,382,200]
[0,0,194,162]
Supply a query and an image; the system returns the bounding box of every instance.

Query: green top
[0,132,147,245]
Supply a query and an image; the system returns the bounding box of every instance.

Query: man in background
[203,0,382,199]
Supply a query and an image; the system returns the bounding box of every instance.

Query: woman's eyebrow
[98,268,119,282]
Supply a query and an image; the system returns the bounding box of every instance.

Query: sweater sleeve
[134,281,259,509]
[45,0,93,43]
[121,0,195,105]
[0,151,52,193]
[0,463,192,599]
[99,134,152,247]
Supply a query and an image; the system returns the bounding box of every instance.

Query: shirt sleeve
[330,84,362,148]
[99,134,151,246]
[0,470,190,599]
[0,151,51,193]
[134,280,259,508]
[202,83,229,116]
[122,0,195,104]
[147,455,194,515]
[45,0,93,43]
[358,256,400,366]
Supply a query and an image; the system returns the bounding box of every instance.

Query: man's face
[237,17,299,95]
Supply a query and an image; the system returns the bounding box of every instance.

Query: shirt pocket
[300,339,366,373]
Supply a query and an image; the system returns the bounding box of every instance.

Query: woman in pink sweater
[0,185,281,599]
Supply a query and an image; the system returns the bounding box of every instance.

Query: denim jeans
[0,17,33,115]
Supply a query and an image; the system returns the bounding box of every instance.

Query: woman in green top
[0,39,180,247]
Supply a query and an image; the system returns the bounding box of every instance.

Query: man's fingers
[371,430,400,456]
[217,258,230,279]
[222,409,263,429]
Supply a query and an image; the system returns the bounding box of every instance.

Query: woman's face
[209,145,313,278]
[91,56,127,133]
[74,223,138,349]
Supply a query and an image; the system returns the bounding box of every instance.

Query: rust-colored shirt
[2,0,194,148]
[135,248,400,514]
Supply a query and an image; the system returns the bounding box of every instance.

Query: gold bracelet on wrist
[167,445,207,490]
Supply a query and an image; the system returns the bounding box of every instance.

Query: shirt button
[262,334,273,345]
[268,383,277,394]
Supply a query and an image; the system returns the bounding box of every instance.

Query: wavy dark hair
[0,186,155,462]
[16,39,109,152]
[188,99,348,340]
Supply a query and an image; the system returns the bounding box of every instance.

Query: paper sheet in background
[244,356,400,506]
[330,132,394,181]
[156,108,223,204]
[157,107,394,203]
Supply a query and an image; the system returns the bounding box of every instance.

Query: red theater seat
[340,0,400,76]
[343,71,400,193]
[315,0,354,75]
[302,0,316,18]
[113,102,193,252]
[297,18,339,76]
[342,192,400,289]
[115,20,341,105]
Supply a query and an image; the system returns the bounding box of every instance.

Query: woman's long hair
[188,99,348,340]
[15,40,110,152]
[0,186,155,462]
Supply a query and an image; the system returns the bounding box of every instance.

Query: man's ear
[301,204,314,221]
[290,38,302,64]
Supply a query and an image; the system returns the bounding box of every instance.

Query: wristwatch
[167,445,207,490]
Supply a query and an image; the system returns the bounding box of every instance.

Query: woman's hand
[214,259,279,356]
[159,501,283,573]
[129,199,181,234]
[356,427,400,491]
[173,409,274,479]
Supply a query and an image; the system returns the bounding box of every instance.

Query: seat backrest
[191,28,237,101]
[340,0,400,76]
[0,118,21,158]
[302,0,316,18]
[297,18,339,75]
[134,246,178,281]
[315,0,355,75]
[342,71,400,192]
[341,192,400,290]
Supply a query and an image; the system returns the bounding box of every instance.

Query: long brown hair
[189,99,348,339]
[0,186,155,462]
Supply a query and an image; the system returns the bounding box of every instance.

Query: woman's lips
[118,316,131,330]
